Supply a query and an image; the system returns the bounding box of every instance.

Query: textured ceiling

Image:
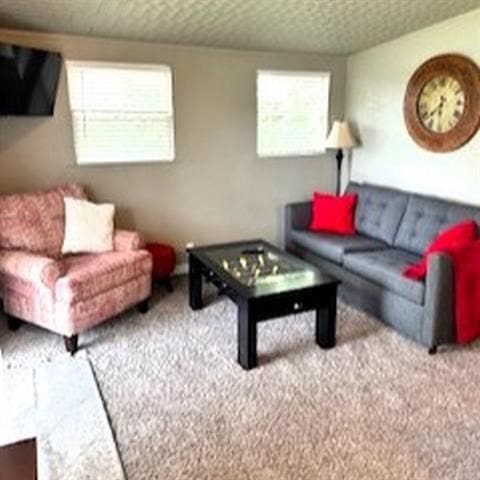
[0,0,479,55]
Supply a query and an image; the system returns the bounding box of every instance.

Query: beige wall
[346,9,480,206]
[0,29,346,258]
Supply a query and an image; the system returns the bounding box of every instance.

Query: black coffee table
[188,239,340,370]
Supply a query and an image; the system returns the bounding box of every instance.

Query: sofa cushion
[394,194,480,255]
[343,249,425,305]
[0,183,87,258]
[289,229,387,264]
[56,250,152,304]
[346,182,409,245]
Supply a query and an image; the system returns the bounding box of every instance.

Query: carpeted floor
[1,277,480,480]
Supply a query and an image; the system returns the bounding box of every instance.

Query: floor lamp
[326,121,357,195]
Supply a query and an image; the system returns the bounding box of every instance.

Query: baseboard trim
[173,263,188,276]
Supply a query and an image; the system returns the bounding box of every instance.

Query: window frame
[65,60,176,166]
[256,69,331,159]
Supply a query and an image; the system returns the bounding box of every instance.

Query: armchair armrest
[113,229,144,252]
[285,201,311,246]
[422,252,455,347]
[0,250,64,289]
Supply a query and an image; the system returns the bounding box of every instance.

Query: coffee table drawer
[252,288,327,321]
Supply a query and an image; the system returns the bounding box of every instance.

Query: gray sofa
[285,182,480,353]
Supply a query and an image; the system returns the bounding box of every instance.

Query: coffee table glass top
[191,239,338,297]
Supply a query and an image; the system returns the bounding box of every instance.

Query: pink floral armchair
[0,184,152,354]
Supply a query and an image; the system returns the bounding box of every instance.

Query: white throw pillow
[62,197,115,254]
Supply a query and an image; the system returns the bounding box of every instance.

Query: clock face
[417,75,465,133]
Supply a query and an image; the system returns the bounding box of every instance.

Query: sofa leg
[64,335,78,356]
[7,315,22,331]
[428,346,438,355]
[137,299,149,314]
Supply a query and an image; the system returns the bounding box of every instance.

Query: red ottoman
[145,242,176,291]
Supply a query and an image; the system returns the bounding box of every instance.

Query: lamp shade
[325,121,357,149]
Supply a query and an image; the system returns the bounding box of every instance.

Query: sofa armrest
[113,229,144,252]
[423,252,455,347]
[285,201,311,245]
[0,250,63,290]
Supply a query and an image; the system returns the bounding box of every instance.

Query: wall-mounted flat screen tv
[0,43,62,116]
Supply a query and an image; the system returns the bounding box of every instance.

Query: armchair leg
[64,335,78,356]
[164,278,174,293]
[7,315,22,331]
[428,346,438,355]
[137,299,149,314]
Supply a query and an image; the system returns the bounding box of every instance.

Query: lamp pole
[335,148,344,195]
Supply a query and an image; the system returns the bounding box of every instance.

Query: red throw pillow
[309,192,358,235]
[403,220,478,281]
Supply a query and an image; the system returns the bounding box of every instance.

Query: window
[257,70,330,157]
[66,61,174,164]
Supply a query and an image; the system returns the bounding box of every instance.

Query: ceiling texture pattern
[0,0,479,55]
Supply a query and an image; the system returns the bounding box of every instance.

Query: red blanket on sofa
[452,239,480,344]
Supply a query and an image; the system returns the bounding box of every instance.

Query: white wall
[346,9,480,205]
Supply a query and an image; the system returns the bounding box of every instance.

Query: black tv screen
[0,43,62,116]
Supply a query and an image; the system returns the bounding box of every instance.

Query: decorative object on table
[220,249,298,287]
[0,184,152,354]
[145,242,176,292]
[325,120,358,195]
[404,54,480,152]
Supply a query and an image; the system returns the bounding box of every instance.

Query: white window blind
[257,70,330,157]
[66,61,175,164]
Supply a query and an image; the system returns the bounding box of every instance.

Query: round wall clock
[404,54,480,152]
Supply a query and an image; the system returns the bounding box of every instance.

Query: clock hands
[428,95,447,118]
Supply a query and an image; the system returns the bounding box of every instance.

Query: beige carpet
[1,278,480,480]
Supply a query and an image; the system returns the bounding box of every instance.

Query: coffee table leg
[189,255,203,310]
[316,288,337,349]
[238,301,257,370]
